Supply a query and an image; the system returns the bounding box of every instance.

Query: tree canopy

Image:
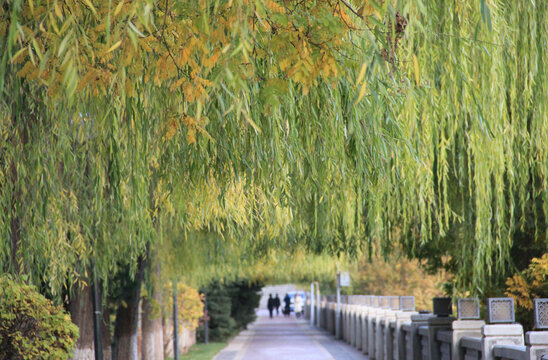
[1,0,546,297]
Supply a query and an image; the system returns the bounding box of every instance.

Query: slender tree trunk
[141,295,164,360]
[141,256,164,360]
[70,284,95,360]
[114,257,146,360]
[102,304,112,360]
[69,282,112,360]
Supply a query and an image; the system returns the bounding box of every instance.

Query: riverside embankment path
[213,310,367,360]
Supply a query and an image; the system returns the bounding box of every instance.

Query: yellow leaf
[356,62,367,86]
[83,0,97,16]
[244,113,261,133]
[114,1,124,16]
[107,40,122,53]
[54,2,63,19]
[49,12,60,35]
[355,81,367,104]
[413,54,420,86]
[10,47,27,64]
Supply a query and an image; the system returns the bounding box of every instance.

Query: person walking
[283,293,291,316]
[267,294,275,318]
[294,293,303,318]
[274,294,281,315]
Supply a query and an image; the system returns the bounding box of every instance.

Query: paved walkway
[213,310,367,360]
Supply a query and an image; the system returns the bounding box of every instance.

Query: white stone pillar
[369,308,381,359]
[362,305,371,355]
[526,331,548,360]
[382,309,397,360]
[482,324,524,360]
[393,311,416,360]
[451,320,484,360]
[376,308,389,360]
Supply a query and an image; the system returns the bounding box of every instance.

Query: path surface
[213,310,367,360]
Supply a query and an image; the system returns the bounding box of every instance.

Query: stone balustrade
[303,293,548,360]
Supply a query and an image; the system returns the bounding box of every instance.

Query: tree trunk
[114,299,140,360]
[141,295,164,360]
[113,258,146,360]
[141,256,164,360]
[102,304,113,360]
[69,283,112,360]
[70,284,95,360]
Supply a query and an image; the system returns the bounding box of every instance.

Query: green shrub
[0,276,79,360]
[197,280,262,342]
[229,281,262,330]
[198,281,237,342]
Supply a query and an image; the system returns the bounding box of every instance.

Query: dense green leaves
[0,0,546,299]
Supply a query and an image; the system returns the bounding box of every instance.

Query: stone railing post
[351,303,359,347]
[329,302,337,335]
[348,299,356,346]
[342,303,348,341]
[347,303,353,344]
[369,296,381,359]
[427,316,454,360]
[383,307,397,360]
[348,303,354,344]
[357,304,363,349]
[410,313,435,360]
[320,298,326,329]
[345,298,352,343]
[482,323,524,360]
[483,297,524,360]
[451,320,484,359]
[393,311,415,360]
[316,286,321,328]
[384,296,401,360]
[425,298,455,360]
[376,297,391,360]
[528,299,548,359]
[353,303,360,348]
[326,301,332,333]
[526,332,548,360]
[453,298,484,360]
[361,297,372,356]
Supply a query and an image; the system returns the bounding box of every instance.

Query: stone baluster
[393,296,417,360]
[482,298,524,360]
[526,332,548,360]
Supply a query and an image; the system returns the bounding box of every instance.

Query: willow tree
[0,0,386,358]
[1,0,547,358]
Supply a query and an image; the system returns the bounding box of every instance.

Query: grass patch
[176,342,227,360]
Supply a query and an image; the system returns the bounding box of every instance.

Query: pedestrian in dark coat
[274,294,281,315]
[267,294,275,318]
[283,293,291,316]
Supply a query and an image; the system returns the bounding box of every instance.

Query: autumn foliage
[506,254,548,310]
[353,252,450,311]
[0,276,78,360]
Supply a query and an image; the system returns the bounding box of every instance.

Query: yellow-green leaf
[114,1,124,16]
[83,0,97,16]
[107,40,122,53]
[413,54,420,86]
[355,81,367,105]
[356,62,367,86]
